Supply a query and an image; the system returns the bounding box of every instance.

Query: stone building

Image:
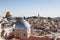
[13,19,31,40]
[0,11,31,40]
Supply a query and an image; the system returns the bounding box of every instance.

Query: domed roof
[15,19,31,30]
[6,11,12,17]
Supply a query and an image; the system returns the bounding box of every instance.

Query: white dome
[15,19,31,30]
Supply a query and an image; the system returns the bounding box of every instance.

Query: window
[24,34,25,36]
[13,29,15,31]
[17,34,19,36]
[16,34,19,38]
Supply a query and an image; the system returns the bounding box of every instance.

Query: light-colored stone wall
[14,29,27,40]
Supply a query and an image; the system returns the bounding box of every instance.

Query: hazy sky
[0,0,60,17]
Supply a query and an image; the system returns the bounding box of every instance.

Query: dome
[6,11,12,17]
[15,19,31,30]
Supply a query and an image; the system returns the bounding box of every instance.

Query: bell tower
[38,14,40,19]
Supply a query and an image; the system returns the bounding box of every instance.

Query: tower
[38,14,40,20]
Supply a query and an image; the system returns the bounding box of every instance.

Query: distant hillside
[53,17,60,20]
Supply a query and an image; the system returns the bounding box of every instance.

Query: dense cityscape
[0,0,60,40]
[0,11,60,40]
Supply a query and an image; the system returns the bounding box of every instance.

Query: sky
[0,0,60,17]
